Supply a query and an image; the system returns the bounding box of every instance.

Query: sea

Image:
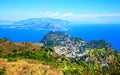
[0,24,120,51]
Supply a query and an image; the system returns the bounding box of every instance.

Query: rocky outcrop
[41,31,113,60]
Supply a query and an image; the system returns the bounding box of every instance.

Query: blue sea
[0,24,120,51]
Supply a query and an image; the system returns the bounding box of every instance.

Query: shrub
[0,67,6,75]
[7,58,18,62]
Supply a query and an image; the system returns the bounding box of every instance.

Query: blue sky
[0,0,120,24]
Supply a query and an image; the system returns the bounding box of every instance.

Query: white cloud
[43,12,120,18]
[75,13,120,23]
[43,12,60,18]
[1,11,120,24]
[49,12,60,17]
[62,13,73,17]
[41,12,120,23]
[77,13,120,18]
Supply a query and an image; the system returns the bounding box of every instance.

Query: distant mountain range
[1,18,71,30]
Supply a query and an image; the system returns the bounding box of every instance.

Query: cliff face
[41,31,113,60]
[41,31,86,58]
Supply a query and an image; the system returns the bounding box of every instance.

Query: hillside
[0,38,68,75]
[41,31,113,60]
[86,40,113,49]
[0,58,63,75]
[0,36,120,75]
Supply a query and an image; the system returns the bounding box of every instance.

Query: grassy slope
[0,58,63,75]
[0,38,120,75]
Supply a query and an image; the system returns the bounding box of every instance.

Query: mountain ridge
[0,18,72,30]
[41,31,113,60]
[12,18,72,30]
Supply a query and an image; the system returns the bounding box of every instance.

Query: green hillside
[0,38,120,75]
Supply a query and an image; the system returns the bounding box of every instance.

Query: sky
[0,0,120,24]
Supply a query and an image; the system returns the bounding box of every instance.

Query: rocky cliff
[41,31,113,60]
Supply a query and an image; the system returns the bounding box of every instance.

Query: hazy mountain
[11,18,72,30]
[0,20,14,25]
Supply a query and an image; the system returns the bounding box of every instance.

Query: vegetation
[0,67,6,75]
[0,38,120,75]
[87,40,112,49]
[7,58,18,62]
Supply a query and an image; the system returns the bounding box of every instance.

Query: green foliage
[45,40,61,47]
[1,47,120,75]
[63,64,84,75]
[45,47,55,52]
[0,38,8,42]
[7,58,18,62]
[0,50,2,58]
[20,50,54,62]
[0,38,120,75]
[0,67,6,75]
[88,40,111,49]
[63,69,72,75]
